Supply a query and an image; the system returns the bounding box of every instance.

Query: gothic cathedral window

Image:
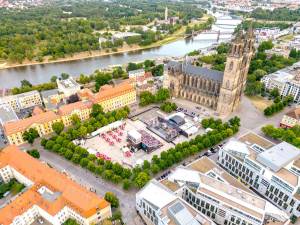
[229,62,234,71]
[226,80,230,89]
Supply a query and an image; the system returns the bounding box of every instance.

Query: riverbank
[0,45,156,70]
[0,15,211,70]
[0,37,184,71]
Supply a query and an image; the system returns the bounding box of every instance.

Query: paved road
[38,148,138,225]
[230,95,292,141]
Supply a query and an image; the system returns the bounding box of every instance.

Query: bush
[160,102,177,113]
[111,210,122,221]
[27,149,40,159]
[290,215,297,224]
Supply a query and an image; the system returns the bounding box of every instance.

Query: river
[0,14,241,88]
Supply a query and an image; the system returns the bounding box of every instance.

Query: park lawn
[148,14,212,47]
[247,96,273,112]
[278,34,294,42]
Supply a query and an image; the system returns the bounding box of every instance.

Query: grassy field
[147,14,212,47]
[278,34,294,41]
[247,96,273,112]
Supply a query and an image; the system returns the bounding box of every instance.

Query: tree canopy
[23,128,39,144]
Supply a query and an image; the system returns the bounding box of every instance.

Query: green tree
[134,172,150,188]
[94,72,112,91]
[155,88,170,102]
[61,73,70,80]
[64,150,73,160]
[78,126,88,138]
[270,88,280,98]
[52,121,65,134]
[91,104,104,117]
[63,219,79,225]
[71,114,81,125]
[23,128,39,144]
[21,79,32,87]
[258,40,274,52]
[104,192,119,208]
[50,75,58,83]
[87,161,96,172]
[122,179,131,190]
[80,158,89,167]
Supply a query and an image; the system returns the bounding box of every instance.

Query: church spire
[165,7,168,21]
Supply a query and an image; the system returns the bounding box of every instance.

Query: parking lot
[0,127,8,148]
[172,98,218,119]
[82,119,174,167]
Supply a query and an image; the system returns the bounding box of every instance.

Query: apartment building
[136,179,215,225]
[261,62,300,103]
[3,110,61,145]
[218,132,300,217]
[79,80,136,112]
[58,101,92,127]
[0,90,42,112]
[57,77,81,97]
[0,145,111,225]
[280,107,300,128]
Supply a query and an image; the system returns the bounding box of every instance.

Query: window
[290,199,295,207]
[229,62,234,71]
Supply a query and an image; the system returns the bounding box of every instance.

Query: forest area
[0,0,205,64]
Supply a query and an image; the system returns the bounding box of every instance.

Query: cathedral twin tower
[164,27,255,116]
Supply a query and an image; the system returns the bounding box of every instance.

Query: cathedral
[163,27,255,116]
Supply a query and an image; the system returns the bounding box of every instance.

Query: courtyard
[82,106,208,168]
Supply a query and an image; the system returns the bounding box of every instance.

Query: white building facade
[261,62,300,103]
[218,135,300,218]
[57,77,81,97]
[0,91,42,112]
[166,167,289,225]
[136,180,215,225]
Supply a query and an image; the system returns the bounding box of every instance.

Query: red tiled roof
[0,145,109,225]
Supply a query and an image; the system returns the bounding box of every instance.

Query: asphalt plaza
[82,118,174,167]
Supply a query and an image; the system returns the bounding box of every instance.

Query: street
[230,95,292,141]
